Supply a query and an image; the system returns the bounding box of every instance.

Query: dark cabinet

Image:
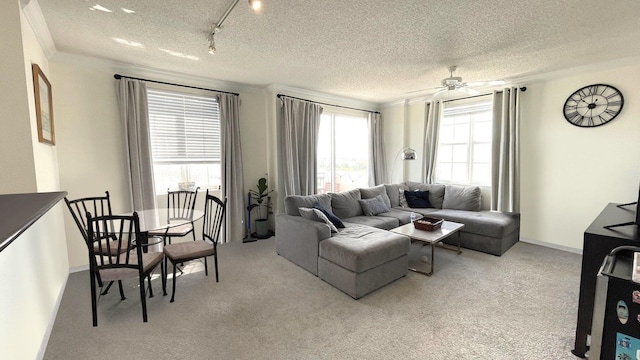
[572,203,639,358]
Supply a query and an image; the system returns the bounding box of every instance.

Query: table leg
[408,242,435,276]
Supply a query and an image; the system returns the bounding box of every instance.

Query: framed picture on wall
[32,63,55,145]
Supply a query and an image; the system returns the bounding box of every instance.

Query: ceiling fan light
[248,0,262,11]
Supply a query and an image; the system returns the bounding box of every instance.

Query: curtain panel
[491,87,521,212]
[218,93,245,243]
[368,112,387,186]
[116,78,157,211]
[280,97,322,196]
[421,100,443,184]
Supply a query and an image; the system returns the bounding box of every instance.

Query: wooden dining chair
[86,212,165,326]
[163,190,226,302]
[64,191,127,296]
[148,187,200,245]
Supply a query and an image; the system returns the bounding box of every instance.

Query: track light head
[248,0,262,11]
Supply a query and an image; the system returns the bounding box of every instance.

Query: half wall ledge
[0,191,67,252]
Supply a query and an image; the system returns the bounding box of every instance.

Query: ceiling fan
[409,65,506,98]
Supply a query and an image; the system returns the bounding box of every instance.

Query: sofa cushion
[404,190,433,208]
[430,209,519,238]
[442,185,481,211]
[320,224,410,273]
[378,208,414,225]
[359,195,391,216]
[404,182,445,209]
[314,202,345,228]
[284,194,332,216]
[342,216,399,230]
[360,185,391,209]
[330,189,363,219]
[299,207,338,233]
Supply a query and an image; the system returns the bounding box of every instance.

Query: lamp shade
[400,147,417,160]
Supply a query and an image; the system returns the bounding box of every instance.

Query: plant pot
[255,219,271,239]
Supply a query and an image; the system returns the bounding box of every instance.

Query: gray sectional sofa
[275,182,520,299]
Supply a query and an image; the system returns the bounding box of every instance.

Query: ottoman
[318,224,410,299]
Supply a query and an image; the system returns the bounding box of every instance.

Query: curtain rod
[276,94,380,114]
[113,74,239,96]
[442,86,527,104]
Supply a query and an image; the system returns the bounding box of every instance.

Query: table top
[390,220,465,244]
[129,208,205,233]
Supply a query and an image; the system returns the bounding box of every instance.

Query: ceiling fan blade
[464,80,506,87]
[457,87,481,96]
[430,88,449,99]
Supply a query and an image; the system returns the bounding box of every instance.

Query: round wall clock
[563,84,624,127]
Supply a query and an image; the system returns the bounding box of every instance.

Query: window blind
[147,89,220,164]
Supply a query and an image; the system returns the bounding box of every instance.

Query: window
[147,88,221,194]
[435,98,492,185]
[317,111,369,193]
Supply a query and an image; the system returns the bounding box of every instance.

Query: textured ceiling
[36,0,640,103]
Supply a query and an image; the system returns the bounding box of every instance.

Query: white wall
[520,62,640,250]
[0,2,69,359]
[0,0,37,193]
[53,62,131,268]
[383,61,640,251]
[51,58,270,266]
[0,207,68,360]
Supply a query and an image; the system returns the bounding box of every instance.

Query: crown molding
[22,0,56,59]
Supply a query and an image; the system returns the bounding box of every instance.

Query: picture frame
[32,64,55,145]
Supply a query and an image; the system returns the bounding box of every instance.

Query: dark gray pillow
[407,183,445,209]
[442,185,481,211]
[359,195,391,216]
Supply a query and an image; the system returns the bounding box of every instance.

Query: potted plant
[247,177,273,239]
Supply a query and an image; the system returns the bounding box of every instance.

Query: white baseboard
[37,272,69,360]
[520,237,583,255]
[69,264,89,273]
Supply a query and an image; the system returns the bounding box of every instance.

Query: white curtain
[421,100,443,184]
[280,97,322,196]
[368,112,387,185]
[491,87,521,212]
[116,78,157,211]
[218,93,245,243]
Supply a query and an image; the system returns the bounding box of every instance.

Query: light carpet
[44,238,581,359]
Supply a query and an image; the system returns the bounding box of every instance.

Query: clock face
[563,84,624,127]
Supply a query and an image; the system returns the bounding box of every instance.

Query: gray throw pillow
[285,194,332,216]
[330,189,363,219]
[442,185,482,211]
[359,195,391,216]
[398,184,409,208]
[299,207,338,232]
[360,184,391,209]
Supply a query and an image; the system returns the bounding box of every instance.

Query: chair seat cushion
[99,251,164,282]
[164,240,214,263]
[94,239,129,256]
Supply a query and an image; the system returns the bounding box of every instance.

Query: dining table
[128,208,205,249]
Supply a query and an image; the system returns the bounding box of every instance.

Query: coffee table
[390,220,464,276]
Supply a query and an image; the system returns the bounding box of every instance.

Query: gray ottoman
[318,224,410,299]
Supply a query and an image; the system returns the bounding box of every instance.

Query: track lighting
[248,0,262,11]
[207,0,263,54]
